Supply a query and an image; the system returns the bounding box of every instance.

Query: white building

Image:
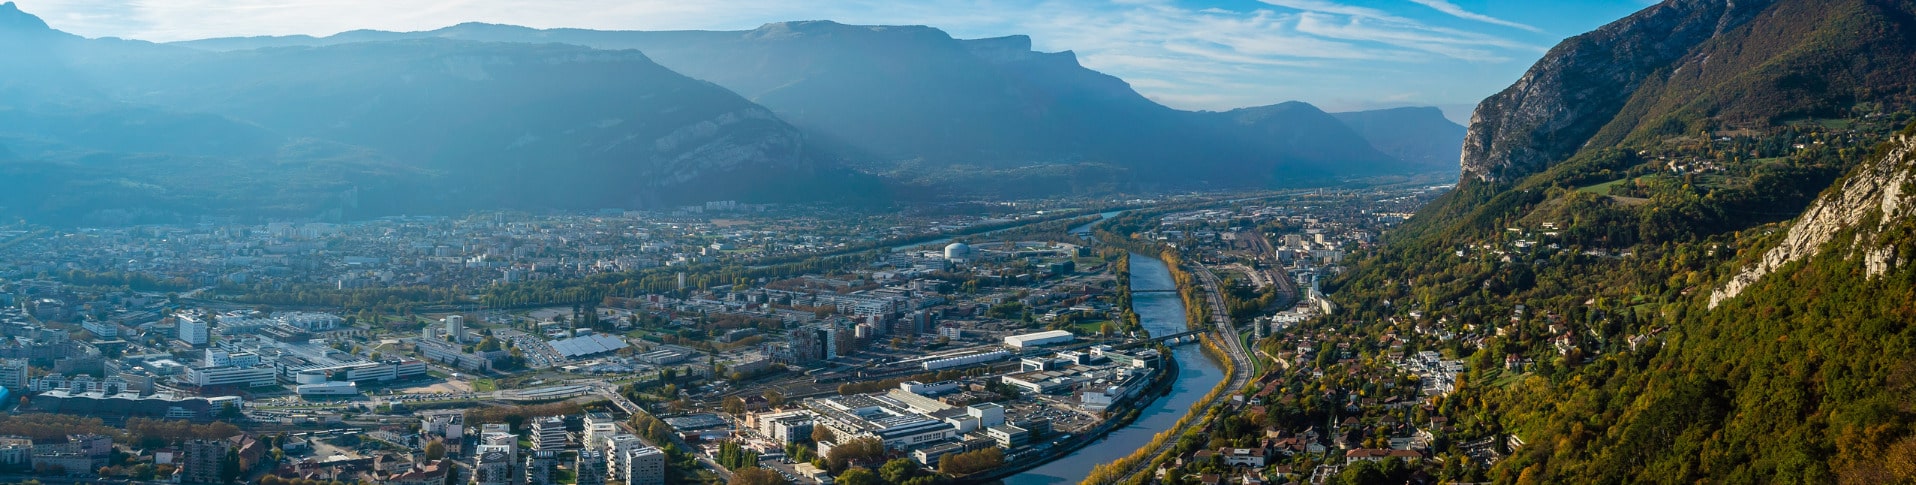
[604,435,643,481]
[178,315,210,346]
[182,364,278,388]
[0,359,27,391]
[296,381,359,396]
[1003,330,1074,349]
[583,413,619,452]
[81,320,119,338]
[444,315,466,343]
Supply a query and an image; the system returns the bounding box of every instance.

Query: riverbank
[998,252,1227,485]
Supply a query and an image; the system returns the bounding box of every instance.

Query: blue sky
[15,0,1657,122]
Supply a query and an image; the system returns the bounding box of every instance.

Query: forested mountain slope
[1300,0,1916,482]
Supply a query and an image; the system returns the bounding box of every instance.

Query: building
[80,320,119,338]
[415,338,498,372]
[532,416,568,451]
[626,446,665,485]
[444,315,466,343]
[0,437,29,469]
[27,390,241,420]
[583,413,619,452]
[180,439,228,484]
[1003,330,1074,349]
[604,434,643,480]
[526,449,558,485]
[385,459,451,485]
[295,381,359,396]
[574,450,607,485]
[920,350,1011,371]
[756,411,816,444]
[0,359,27,391]
[1222,447,1267,467]
[281,359,428,385]
[178,315,210,346]
[805,395,956,451]
[944,242,974,262]
[473,447,513,485]
[986,425,1030,449]
[182,364,278,388]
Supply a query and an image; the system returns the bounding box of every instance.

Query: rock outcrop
[1711,133,1916,308]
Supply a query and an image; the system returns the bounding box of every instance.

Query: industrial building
[805,395,956,451]
[295,381,358,396]
[1003,330,1075,349]
[920,350,1011,371]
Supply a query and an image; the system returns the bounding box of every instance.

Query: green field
[1073,320,1115,336]
[1577,178,1629,195]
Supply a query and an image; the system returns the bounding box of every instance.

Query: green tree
[879,458,921,483]
[425,439,446,460]
[732,467,788,485]
[836,467,879,485]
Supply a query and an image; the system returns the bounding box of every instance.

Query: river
[1003,252,1227,485]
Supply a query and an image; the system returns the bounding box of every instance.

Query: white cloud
[1406,0,1542,33]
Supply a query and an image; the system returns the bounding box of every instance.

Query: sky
[12,0,1659,123]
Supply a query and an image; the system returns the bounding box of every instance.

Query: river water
[1003,252,1227,485]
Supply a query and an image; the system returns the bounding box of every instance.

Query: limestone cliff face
[1459,0,1774,182]
[1711,133,1916,308]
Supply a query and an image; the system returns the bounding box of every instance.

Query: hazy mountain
[0,3,876,223]
[1331,107,1466,173]
[178,20,1429,187]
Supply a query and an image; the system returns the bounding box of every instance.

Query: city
[0,184,1445,484]
[5,0,1915,483]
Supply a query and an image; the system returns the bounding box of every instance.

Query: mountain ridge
[171,20,1436,187]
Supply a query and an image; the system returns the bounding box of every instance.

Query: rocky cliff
[1459,0,1775,182]
[1710,130,1916,307]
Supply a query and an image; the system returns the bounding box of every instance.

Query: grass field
[1073,320,1114,336]
[1486,369,1530,388]
[1577,178,1629,195]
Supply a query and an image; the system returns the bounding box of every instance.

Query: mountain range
[0,2,1462,224]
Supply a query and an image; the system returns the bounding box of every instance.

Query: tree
[938,447,1003,476]
[723,396,747,416]
[732,467,788,485]
[825,437,884,474]
[879,458,922,483]
[836,467,879,485]
[424,439,446,460]
[763,390,785,408]
[220,448,242,483]
[811,425,836,444]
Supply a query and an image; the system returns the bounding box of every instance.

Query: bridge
[1114,330,1204,349]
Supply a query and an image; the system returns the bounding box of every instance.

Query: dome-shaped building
[944,242,973,262]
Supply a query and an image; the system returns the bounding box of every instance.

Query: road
[1193,262,1256,377]
[592,384,736,482]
